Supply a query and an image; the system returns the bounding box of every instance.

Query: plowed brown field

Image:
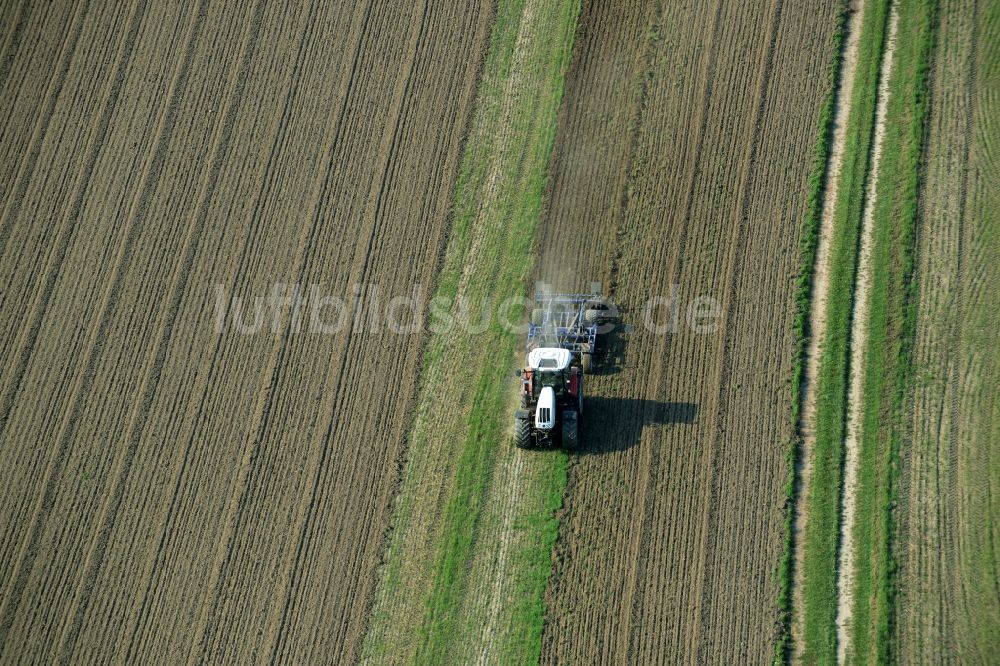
[0,0,493,661]
[535,0,839,661]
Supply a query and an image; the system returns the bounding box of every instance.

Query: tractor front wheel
[514,418,532,449]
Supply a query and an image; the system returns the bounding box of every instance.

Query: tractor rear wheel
[561,412,578,450]
[584,308,601,325]
[530,308,545,326]
[514,418,532,449]
[581,352,593,374]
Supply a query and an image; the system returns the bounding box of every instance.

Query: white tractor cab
[514,347,581,449]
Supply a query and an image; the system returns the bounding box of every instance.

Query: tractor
[514,292,616,449]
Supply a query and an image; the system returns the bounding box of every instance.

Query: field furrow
[895,3,975,659]
[0,0,492,661]
[0,0,138,421]
[0,0,83,220]
[0,0,271,659]
[1,0,992,661]
[897,0,1000,661]
[0,0,170,600]
[535,0,839,662]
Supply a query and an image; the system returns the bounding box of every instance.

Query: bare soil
[534,0,840,662]
[0,0,494,661]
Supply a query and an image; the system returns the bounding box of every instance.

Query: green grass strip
[798,0,892,662]
[417,0,580,652]
[403,0,580,663]
[847,1,936,662]
[777,4,847,662]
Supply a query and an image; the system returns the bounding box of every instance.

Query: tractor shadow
[576,396,698,455]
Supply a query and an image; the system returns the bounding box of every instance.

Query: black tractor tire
[514,418,532,449]
[581,352,593,374]
[584,308,602,325]
[561,412,579,450]
[530,308,545,326]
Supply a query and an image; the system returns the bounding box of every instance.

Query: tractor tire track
[119,3,358,658]
[214,3,489,660]
[116,2,487,662]
[0,0,141,433]
[941,0,978,655]
[0,2,240,658]
[897,0,988,660]
[0,0,31,93]
[629,0,729,657]
[942,2,999,657]
[695,0,784,658]
[181,0,356,655]
[0,0,89,373]
[182,0,417,659]
[1,0,491,662]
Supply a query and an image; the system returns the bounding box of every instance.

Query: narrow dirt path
[836,6,899,662]
[792,0,865,655]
